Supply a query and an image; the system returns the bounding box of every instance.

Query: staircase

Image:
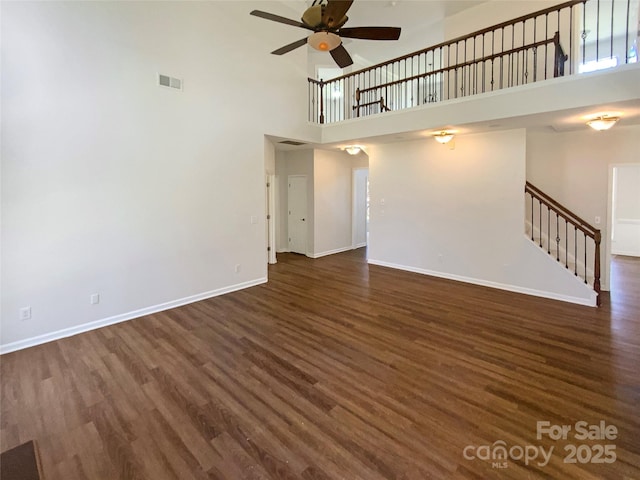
[524,182,602,306]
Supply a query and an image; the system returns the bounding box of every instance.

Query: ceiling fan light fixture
[308,31,341,52]
[587,115,619,131]
[433,131,454,144]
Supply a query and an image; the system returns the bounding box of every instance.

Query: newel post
[594,230,602,306]
[319,79,325,124]
[553,31,568,77]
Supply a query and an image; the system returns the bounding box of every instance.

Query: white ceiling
[273,0,487,65]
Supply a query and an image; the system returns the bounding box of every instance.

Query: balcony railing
[308,0,638,124]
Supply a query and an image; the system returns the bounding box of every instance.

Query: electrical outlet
[594,216,601,225]
[90,293,100,305]
[19,306,31,321]
[235,264,241,273]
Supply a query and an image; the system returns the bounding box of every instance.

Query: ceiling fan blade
[250,10,313,31]
[271,38,309,55]
[322,0,354,28]
[338,27,401,40]
[330,44,353,68]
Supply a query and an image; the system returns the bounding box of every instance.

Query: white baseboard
[276,249,290,253]
[367,259,597,307]
[0,277,267,355]
[309,245,354,259]
[353,242,367,249]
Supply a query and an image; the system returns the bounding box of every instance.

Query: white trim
[616,218,640,225]
[309,245,354,259]
[276,248,291,253]
[354,242,367,249]
[0,277,267,355]
[367,259,597,307]
[611,250,640,257]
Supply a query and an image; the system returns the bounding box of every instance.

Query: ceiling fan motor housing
[302,5,348,30]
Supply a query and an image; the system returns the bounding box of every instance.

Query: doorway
[352,168,369,249]
[288,175,308,255]
[610,164,640,257]
[606,163,640,295]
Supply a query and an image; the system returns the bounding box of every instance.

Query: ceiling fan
[250,0,401,68]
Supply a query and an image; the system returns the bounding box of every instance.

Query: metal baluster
[569,5,573,74]
[565,221,569,268]
[584,233,588,283]
[596,0,600,61]
[545,13,549,78]
[479,35,483,93]
[539,200,543,247]
[556,213,560,261]
[530,195,534,240]
[547,206,551,254]
[500,28,504,89]
[626,0,631,63]
[582,4,586,66]
[574,228,578,275]
[610,0,614,61]
[472,36,476,94]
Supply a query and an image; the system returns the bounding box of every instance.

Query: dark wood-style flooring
[1,250,639,479]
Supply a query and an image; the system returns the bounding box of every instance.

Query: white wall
[444,1,560,39]
[368,129,596,305]
[527,124,640,287]
[0,1,315,351]
[313,150,354,256]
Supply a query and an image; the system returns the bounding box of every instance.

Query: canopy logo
[463,441,553,469]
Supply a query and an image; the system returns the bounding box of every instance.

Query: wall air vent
[279,140,306,146]
[158,73,182,91]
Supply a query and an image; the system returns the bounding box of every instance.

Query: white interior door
[288,175,308,255]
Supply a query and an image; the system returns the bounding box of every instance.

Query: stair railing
[308,0,636,124]
[525,181,601,305]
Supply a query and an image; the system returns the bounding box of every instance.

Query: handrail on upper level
[327,0,585,84]
[308,0,635,124]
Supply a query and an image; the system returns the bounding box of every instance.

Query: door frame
[266,174,277,264]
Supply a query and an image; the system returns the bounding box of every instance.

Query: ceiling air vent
[158,73,182,91]
[279,140,306,146]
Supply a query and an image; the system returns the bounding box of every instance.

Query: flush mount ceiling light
[433,131,454,144]
[586,115,620,131]
[344,145,362,155]
[308,31,341,52]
